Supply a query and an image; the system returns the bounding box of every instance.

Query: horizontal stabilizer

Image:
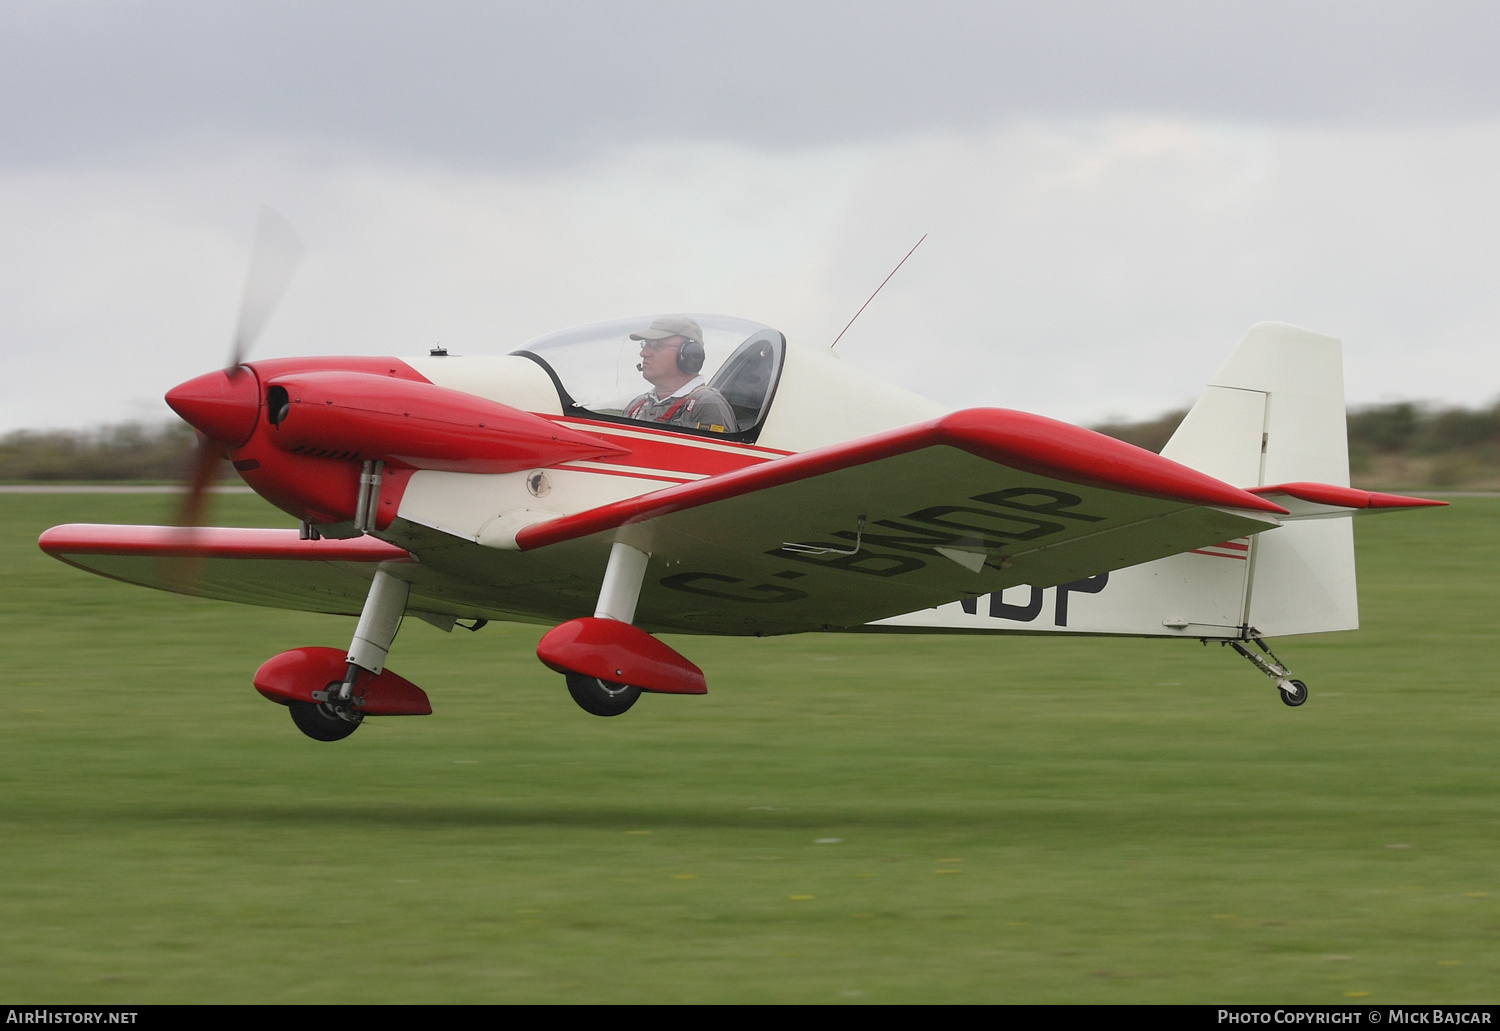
[1249,482,1447,519]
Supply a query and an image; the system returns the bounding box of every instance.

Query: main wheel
[288,699,363,740]
[565,673,641,717]
[1279,679,1308,707]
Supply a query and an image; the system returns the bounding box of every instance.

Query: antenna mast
[829,233,927,351]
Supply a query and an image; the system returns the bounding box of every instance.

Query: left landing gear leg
[1225,634,1307,707]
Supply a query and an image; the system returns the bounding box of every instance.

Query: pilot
[624,316,738,433]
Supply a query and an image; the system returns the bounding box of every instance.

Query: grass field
[1,492,1496,1003]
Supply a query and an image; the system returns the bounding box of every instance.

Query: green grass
[1,493,1495,1003]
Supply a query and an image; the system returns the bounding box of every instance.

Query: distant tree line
[1091,410,1190,454]
[2,404,1498,481]
[1093,401,1500,461]
[0,421,204,481]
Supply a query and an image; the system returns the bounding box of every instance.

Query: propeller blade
[158,434,227,591]
[228,206,304,372]
[174,434,227,528]
[158,207,300,583]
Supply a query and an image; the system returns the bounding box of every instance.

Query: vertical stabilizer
[1161,323,1356,636]
[1163,321,1348,487]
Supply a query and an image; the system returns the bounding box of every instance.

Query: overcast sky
[5,1,1500,432]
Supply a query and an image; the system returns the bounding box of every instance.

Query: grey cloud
[5,1,1500,170]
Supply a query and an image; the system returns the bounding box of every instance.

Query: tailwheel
[565,672,641,717]
[287,697,363,741]
[1226,634,1308,709]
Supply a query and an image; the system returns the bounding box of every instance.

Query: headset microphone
[636,362,644,371]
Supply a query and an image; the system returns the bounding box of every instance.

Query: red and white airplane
[39,297,1444,741]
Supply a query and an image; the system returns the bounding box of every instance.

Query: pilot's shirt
[625,376,739,433]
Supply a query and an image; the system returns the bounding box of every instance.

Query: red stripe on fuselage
[545,417,786,478]
[551,463,696,484]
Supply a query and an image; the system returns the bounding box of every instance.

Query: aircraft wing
[39,525,411,617]
[515,408,1292,635]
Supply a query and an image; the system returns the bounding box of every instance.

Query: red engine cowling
[170,357,632,528]
[263,370,626,473]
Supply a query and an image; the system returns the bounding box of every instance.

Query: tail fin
[1161,322,1349,488]
[872,323,1362,639]
[1160,322,1357,636]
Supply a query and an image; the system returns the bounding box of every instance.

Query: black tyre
[1279,679,1308,707]
[565,673,641,717]
[288,699,363,741]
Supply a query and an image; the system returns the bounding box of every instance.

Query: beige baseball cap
[630,315,703,344]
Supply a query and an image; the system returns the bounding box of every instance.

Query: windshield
[511,314,785,442]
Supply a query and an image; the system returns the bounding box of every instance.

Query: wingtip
[37,524,69,556]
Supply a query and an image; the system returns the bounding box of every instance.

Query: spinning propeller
[173,208,304,527]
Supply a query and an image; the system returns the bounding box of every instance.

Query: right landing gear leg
[294,568,410,739]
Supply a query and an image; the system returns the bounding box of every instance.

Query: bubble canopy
[510,314,786,443]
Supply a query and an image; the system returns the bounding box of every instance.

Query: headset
[675,336,705,374]
[636,334,705,375]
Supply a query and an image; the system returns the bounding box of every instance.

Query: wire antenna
[829,233,927,351]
